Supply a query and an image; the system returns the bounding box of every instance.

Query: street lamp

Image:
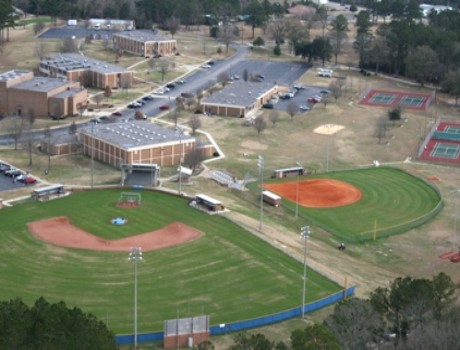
[257,155,265,232]
[129,246,143,348]
[176,127,184,196]
[295,162,302,218]
[300,226,311,319]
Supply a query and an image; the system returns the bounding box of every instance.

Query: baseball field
[0,189,341,334]
[263,167,443,242]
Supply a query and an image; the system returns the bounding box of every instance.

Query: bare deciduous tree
[286,101,299,121]
[6,115,27,150]
[165,16,181,38]
[269,110,279,127]
[253,116,267,136]
[184,148,205,172]
[189,115,202,134]
[329,81,342,101]
[217,72,231,86]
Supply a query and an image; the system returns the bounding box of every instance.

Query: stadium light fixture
[176,127,184,195]
[295,162,302,218]
[257,155,264,232]
[129,246,143,348]
[300,226,311,319]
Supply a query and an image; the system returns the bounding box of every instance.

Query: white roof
[262,191,281,200]
[196,194,222,205]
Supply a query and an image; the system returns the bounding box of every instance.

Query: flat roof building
[0,70,87,118]
[112,30,177,57]
[79,121,196,167]
[200,81,278,117]
[39,53,133,89]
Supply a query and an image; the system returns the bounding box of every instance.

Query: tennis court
[431,143,460,159]
[419,121,460,165]
[359,89,433,110]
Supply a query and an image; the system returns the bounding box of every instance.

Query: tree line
[197,272,460,350]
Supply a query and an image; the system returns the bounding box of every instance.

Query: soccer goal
[117,192,142,208]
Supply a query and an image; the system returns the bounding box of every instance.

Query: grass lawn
[260,167,442,242]
[0,189,341,334]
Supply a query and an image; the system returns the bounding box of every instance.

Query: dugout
[195,194,224,212]
[31,184,64,200]
[262,190,282,207]
[121,163,160,187]
[272,166,304,179]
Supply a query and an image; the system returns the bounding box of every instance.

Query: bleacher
[209,170,234,186]
[433,131,460,142]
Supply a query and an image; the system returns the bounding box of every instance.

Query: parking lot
[271,86,328,112]
[0,161,38,192]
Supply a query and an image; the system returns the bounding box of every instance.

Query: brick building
[79,121,196,167]
[112,30,177,57]
[39,53,133,89]
[0,70,87,118]
[200,81,278,117]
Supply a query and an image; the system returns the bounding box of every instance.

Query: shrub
[253,37,265,46]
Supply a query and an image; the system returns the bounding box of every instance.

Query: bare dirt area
[28,216,202,252]
[265,179,362,207]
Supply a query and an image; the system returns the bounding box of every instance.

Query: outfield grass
[0,189,340,334]
[261,167,442,242]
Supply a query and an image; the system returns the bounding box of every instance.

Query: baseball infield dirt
[27,216,202,252]
[264,179,362,208]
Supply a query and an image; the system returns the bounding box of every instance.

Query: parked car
[256,74,265,80]
[159,105,170,111]
[128,102,139,109]
[202,64,212,69]
[142,95,154,101]
[262,103,274,109]
[300,105,310,111]
[89,118,101,124]
[5,169,23,177]
[207,61,215,66]
[112,111,122,116]
[307,96,321,103]
[320,89,330,94]
[23,176,37,185]
[166,83,176,89]
[231,74,240,80]
[176,79,186,84]
[0,162,11,173]
[294,83,305,90]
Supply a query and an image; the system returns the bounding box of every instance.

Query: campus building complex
[200,81,278,117]
[39,53,133,89]
[0,70,87,118]
[112,30,177,57]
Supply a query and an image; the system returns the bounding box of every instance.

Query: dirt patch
[313,124,345,135]
[240,140,268,151]
[28,216,202,252]
[265,179,362,208]
[426,176,441,182]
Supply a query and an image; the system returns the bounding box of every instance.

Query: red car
[159,105,170,111]
[307,96,321,103]
[23,176,37,185]
[112,111,122,116]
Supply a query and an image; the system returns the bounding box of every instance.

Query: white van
[318,68,333,78]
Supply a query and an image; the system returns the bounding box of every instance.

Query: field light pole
[295,162,302,218]
[326,124,331,173]
[300,226,311,319]
[257,155,264,232]
[129,246,143,348]
[176,127,184,196]
[450,189,460,249]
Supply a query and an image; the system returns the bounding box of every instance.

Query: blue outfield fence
[115,286,356,345]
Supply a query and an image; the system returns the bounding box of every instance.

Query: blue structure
[116,286,356,345]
